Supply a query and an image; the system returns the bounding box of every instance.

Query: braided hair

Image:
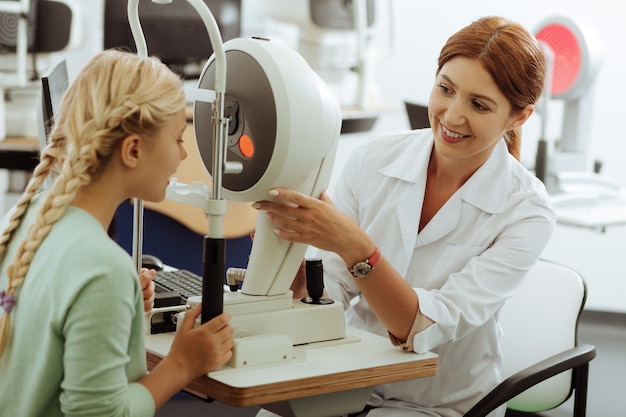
[0,49,185,355]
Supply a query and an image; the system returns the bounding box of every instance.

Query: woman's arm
[253,188,424,342]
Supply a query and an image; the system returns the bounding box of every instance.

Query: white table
[146,326,438,417]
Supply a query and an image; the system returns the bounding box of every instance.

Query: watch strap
[348,247,381,278]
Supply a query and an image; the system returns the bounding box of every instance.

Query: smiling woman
[253,16,555,417]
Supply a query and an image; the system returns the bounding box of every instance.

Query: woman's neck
[428,151,481,190]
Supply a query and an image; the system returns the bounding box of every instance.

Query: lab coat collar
[380,133,512,215]
[378,130,432,183]
[379,132,512,249]
[459,139,512,214]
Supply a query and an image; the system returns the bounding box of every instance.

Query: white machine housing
[194,37,342,297]
[133,0,347,369]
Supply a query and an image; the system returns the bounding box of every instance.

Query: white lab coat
[311,129,556,417]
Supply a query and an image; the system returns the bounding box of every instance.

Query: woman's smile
[440,123,470,144]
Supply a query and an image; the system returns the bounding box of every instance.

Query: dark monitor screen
[104,0,241,79]
[39,59,69,149]
[37,59,69,190]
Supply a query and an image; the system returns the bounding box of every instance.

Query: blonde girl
[0,50,233,416]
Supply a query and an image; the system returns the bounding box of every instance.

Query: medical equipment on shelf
[129,0,345,365]
[263,0,375,109]
[533,15,603,193]
[263,0,389,133]
[0,0,80,139]
[533,16,626,230]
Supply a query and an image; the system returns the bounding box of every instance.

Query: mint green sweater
[0,196,155,416]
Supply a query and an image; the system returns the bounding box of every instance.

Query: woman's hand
[139,268,156,312]
[252,188,374,267]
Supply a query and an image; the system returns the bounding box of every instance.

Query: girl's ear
[119,134,142,168]
[508,105,534,130]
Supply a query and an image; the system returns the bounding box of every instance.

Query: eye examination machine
[532,16,626,231]
[128,1,437,416]
[533,15,603,194]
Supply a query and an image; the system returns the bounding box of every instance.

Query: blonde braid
[0,141,62,255]
[0,139,63,355]
[0,140,90,356]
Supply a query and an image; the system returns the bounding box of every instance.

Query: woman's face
[428,57,526,166]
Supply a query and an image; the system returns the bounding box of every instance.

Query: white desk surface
[551,195,626,230]
[547,174,626,230]
[145,326,438,407]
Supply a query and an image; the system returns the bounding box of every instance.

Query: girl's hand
[139,267,157,312]
[169,305,234,379]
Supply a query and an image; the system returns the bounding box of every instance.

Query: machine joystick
[301,259,334,305]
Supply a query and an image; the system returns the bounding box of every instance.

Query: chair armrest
[463,344,596,417]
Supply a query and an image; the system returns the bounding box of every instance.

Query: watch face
[353,261,373,277]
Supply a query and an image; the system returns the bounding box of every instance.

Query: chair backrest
[32,0,75,53]
[404,100,430,130]
[499,259,586,412]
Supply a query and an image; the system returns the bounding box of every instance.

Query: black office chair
[464,259,596,417]
[32,0,74,53]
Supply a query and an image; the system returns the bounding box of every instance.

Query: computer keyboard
[154,269,203,301]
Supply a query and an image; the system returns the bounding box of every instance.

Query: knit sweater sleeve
[58,260,155,417]
[0,202,156,417]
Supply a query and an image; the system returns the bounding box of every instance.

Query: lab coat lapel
[379,131,431,260]
[460,140,511,214]
[414,140,511,247]
[398,180,426,259]
[416,193,462,246]
[378,131,461,248]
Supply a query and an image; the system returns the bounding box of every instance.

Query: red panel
[536,23,582,95]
